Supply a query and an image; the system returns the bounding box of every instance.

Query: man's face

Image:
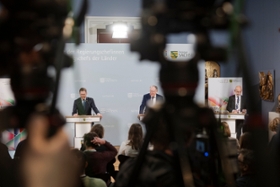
[234,87,242,96]
[149,87,157,97]
[79,90,87,100]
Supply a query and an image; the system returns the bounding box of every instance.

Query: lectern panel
[215,119,236,138]
[215,114,245,120]
[74,138,83,149]
[66,116,100,123]
[215,113,245,139]
[65,116,100,147]
[75,122,91,137]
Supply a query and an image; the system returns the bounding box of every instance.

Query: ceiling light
[106,22,133,39]
[112,23,128,38]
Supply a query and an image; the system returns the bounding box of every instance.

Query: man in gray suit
[72,87,102,119]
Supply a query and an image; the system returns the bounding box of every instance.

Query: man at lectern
[226,85,246,140]
[226,85,246,114]
[139,85,164,115]
[72,87,102,119]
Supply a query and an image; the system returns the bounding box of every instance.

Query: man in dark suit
[139,85,164,114]
[226,85,246,140]
[72,87,102,119]
[226,85,246,113]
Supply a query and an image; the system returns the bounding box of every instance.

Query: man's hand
[232,110,238,114]
[137,114,144,120]
[97,113,102,119]
[73,113,78,116]
[91,137,106,145]
[21,114,80,187]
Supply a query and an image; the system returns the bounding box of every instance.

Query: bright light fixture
[111,23,129,38]
[112,31,128,38]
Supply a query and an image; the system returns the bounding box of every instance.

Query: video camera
[122,0,246,187]
[130,0,235,63]
[0,0,87,133]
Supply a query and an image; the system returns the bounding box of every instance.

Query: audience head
[149,119,170,150]
[128,123,143,150]
[221,121,231,137]
[90,124,104,138]
[269,117,280,132]
[147,114,195,151]
[71,148,87,175]
[239,132,253,150]
[83,132,99,148]
[238,149,255,175]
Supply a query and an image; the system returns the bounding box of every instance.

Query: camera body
[0,0,72,130]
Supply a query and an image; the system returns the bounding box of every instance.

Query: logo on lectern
[170,51,178,59]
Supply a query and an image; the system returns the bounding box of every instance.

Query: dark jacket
[226,95,246,112]
[114,150,180,187]
[84,141,117,177]
[139,94,164,114]
[72,97,100,115]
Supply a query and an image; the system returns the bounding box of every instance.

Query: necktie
[83,99,86,109]
[151,97,155,105]
[235,96,239,110]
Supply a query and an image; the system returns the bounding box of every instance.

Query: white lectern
[215,113,246,138]
[65,115,101,148]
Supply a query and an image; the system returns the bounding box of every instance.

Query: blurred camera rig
[117,0,250,187]
[0,0,88,136]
